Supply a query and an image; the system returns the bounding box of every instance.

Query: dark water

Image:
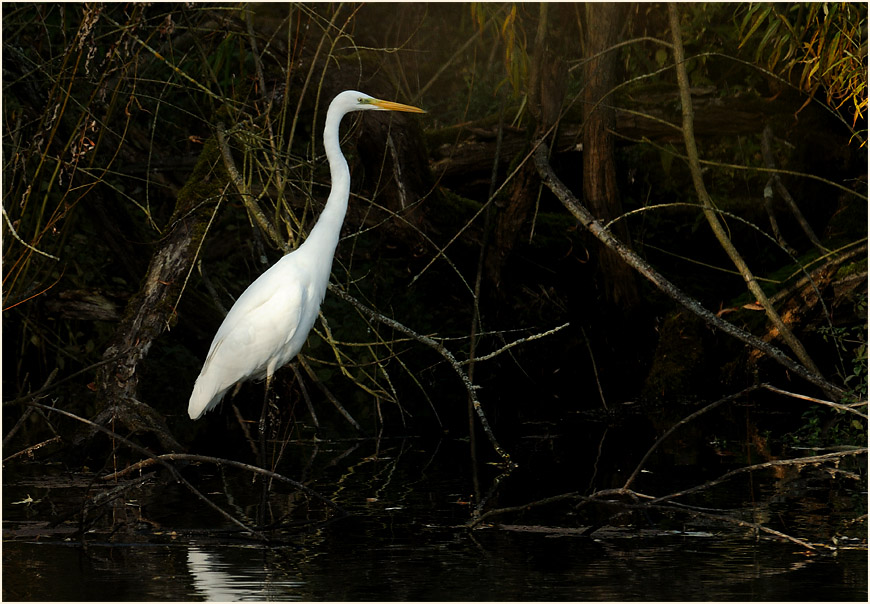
[4,531,867,601]
[3,411,867,601]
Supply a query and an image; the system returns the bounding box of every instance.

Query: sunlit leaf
[739,4,772,48]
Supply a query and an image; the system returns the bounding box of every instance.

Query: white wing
[188,255,311,419]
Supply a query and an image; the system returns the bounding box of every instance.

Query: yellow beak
[370,98,426,113]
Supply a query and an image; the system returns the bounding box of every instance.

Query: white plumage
[188,90,425,420]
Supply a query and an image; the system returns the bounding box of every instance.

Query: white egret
[188,90,425,420]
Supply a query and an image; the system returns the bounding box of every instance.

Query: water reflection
[186,545,308,601]
[2,531,865,602]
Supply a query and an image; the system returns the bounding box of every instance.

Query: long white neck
[300,103,351,259]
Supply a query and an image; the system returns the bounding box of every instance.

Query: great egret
[188,90,425,420]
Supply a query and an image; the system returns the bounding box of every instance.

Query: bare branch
[329,283,513,465]
[532,142,844,399]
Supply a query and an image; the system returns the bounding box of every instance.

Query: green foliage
[738,2,868,130]
[819,295,868,403]
[790,295,867,448]
[788,405,866,448]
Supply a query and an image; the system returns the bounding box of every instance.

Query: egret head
[336,90,426,115]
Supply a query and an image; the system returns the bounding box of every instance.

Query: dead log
[88,138,229,452]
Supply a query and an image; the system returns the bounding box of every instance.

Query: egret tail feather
[188,377,228,420]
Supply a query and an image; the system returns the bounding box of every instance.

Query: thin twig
[623,385,760,490]
[216,122,288,252]
[4,368,58,446]
[467,93,505,503]
[761,383,868,418]
[102,13,231,105]
[2,204,60,261]
[3,436,62,464]
[469,490,581,527]
[761,174,796,255]
[101,452,346,514]
[329,283,512,465]
[761,124,826,253]
[581,326,609,411]
[417,26,484,100]
[4,354,126,408]
[291,362,320,428]
[298,355,361,430]
[461,323,571,365]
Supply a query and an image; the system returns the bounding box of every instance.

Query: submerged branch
[24,402,315,541]
[651,448,867,508]
[102,452,346,515]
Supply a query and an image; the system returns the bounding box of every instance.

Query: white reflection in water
[187,545,304,601]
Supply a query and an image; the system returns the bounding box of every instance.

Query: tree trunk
[582,2,639,309]
[485,3,567,288]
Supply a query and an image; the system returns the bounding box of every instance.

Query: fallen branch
[101,452,345,515]
[650,448,868,508]
[641,502,821,550]
[471,484,838,551]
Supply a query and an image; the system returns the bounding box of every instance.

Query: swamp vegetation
[2,1,867,574]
